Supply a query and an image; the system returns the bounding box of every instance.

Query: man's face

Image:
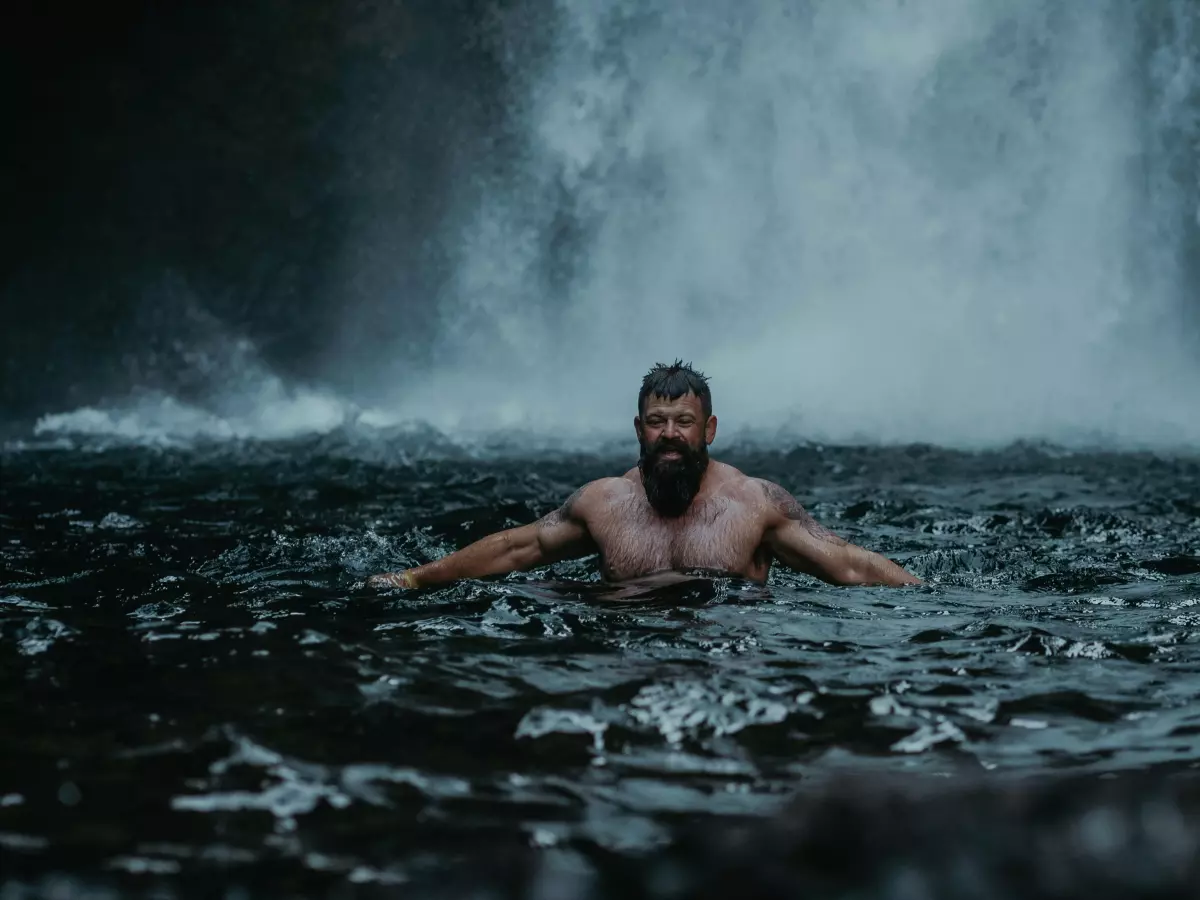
[635,393,717,517]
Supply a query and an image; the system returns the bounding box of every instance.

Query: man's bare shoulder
[708,459,748,484]
[555,476,634,521]
[702,461,761,500]
[750,477,846,542]
[748,476,807,516]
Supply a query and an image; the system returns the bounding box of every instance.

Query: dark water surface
[3,436,1200,897]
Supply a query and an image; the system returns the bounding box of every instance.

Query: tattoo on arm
[538,486,586,529]
[760,481,843,544]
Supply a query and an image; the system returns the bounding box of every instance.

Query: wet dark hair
[638,360,712,419]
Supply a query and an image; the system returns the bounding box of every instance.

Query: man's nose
[662,420,679,438]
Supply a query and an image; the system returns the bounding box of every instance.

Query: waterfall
[24,0,1200,449]
[378,0,1200,446]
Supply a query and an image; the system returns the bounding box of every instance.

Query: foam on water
[26,287,357,447]
[32,388,349,446]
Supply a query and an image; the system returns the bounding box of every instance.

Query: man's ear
[634,416,644,441]
[705,415,718,445]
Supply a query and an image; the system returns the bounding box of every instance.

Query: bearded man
[369,361,920,590]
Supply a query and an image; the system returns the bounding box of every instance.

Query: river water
[2,435,1200,897]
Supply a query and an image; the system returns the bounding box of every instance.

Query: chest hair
[592,493,761,578]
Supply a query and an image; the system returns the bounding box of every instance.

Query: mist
[21,0,1200,450]
[367,0,1197,447]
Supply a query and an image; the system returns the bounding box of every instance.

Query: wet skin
[369,393,920,590]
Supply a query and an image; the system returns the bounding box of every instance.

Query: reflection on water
[2,436,1200,896]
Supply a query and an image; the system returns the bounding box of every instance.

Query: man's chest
[589,495,765,579]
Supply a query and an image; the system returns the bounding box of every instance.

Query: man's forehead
[643,392,704,414]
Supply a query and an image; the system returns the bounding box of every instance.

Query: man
[369,361,919,590]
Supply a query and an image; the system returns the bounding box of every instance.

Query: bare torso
[370,385,919,593]
[576,462,775,582]
[372,451,918,592]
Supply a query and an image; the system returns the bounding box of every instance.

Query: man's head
[635,361,717,517]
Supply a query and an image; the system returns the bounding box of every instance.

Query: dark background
[0,0,517,422]
[2,0,1198,425]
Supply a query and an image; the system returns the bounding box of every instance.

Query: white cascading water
[30,0,1200,449]
[388,0,1200,446]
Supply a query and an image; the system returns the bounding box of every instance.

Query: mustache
[646,437,694,456]
[653,441,689,454]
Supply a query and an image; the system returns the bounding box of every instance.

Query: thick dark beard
[638,437,709,518]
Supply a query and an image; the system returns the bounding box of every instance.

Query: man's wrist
[386,569,419,589]
[368,569,420,590]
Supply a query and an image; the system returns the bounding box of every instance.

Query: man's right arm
[368,485,597,590]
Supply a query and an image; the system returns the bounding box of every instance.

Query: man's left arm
[757,481,920,587]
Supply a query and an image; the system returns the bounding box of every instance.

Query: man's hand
[367,571,419,590]
[758,480,921,587]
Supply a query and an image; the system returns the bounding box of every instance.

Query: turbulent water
[3,436,1200,896]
